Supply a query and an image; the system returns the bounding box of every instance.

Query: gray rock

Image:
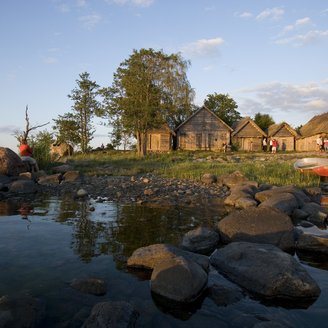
[291,208,309,221]
[210,242,321,300]
[127,243,209,272]
[300,202,328,224]
[217,206,295,251]
[181,226,220,254]
[151,256,207,303]
[9,180,38,194]
[218,171,257,188]
[52,164,73,174]
[37,173,62,185]
[82,301,138,328]
[201,173,217,184]
[303,187,322,204]
[296,226,328,254]
[0,147,26,176]
[70,277,107,296]
[258,192,299,215]
[62,170,81,182]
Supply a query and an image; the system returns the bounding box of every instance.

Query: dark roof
[299,112,328,137]
[175,106,233,132]
[232,117,266,137]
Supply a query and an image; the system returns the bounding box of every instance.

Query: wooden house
[146,125,175,152]
[267,122,299,151]
[296,112,328,151]
[175,106,233,151]
[232,117,266,151]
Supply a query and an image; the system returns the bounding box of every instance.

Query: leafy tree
[203,93,241,127]
[103,48,194,156]
[253,112,275,131]
[52,113,80,148]
[66,72,103,153]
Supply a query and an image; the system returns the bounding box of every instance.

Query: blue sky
[1,0,328,151]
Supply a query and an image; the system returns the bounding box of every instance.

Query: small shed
[296,112,328,151]
[175,106,233,151]
[146,125,175,152]
[232,117,266,151]
[267,122,299,151]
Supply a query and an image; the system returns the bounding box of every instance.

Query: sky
[1,0,328,152]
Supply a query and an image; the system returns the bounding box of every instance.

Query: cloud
[78,13,102,29]
[111,0,154,7]
[238,11,252,19]
[181,37,224,58]
[43,57,58,64]
[0,125,19,134]
[282,17,311,33]
[256,7,284,21]
[275,29,328,46]
[238,81,328,118]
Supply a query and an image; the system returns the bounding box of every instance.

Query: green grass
[65,150,321,188]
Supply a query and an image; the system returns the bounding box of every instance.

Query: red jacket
[19,144,33,157]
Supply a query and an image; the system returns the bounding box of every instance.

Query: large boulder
[0,147,26,176]
[210,242,321,301]
[258,192,299,215]
[180,226,220,255]
[82,301,138,328]
[127,243,209,272]
[224,184,258,209]
[217,206,295,251]
[150,256,207,303]
[296,226,328,254]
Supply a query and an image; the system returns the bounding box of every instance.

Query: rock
[253,322,286,328]
[291,208,310,221]
[180,226,220,254]
[37,173,62,185]
[76,188,88,198]
[70,277,107,296]
[224,187,258,208]
[0,147,26,176]
[296,226,328,254]
[9,180,38,194]
[210,242,321,301]
[52,164,73,174]
[0,295,45,328]
[303,187,322,204]
[300,202,328,224]
[82,301,138,328]
[150,256,207,303]
[258,192,299,216]
[218,171,258,188]
[127,243,209,272]
[217,206,295,251]
[201,173,217,184]
[63,170,81,182]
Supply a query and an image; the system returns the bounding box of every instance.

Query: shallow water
[0,197,328,327]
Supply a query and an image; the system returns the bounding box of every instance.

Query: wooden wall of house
[270,126,295,151]
[147,132,171,152]
[177,109,230,151]
[296,135,319,151]
[233,136,262,151]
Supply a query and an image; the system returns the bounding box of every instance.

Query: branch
[23,105,50,140]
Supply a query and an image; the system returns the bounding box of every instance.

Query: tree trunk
[136,131,147,156]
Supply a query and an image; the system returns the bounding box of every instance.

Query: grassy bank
[66,150,322,188]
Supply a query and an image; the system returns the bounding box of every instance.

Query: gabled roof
[267,122,299,138]
[149,124,176,136]
[299,112,328,137]
[232,117,266,137]
[175,106,233,132]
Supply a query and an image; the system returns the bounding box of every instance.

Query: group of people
[316,136,328,152]
[262,138,278,153]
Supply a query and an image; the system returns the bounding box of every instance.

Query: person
[324,137,328,152]
[19,139,39,172]
[222,142,227,153]
[262,138,267,152]
[271,139,278,153]
[316,136,323,152]
[269,138,273,152]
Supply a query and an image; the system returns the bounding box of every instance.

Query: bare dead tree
[20,105,49,142]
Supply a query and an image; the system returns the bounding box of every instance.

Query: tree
[203,93,240,127]
[52,113,80,148]
[14,105,49,143]
[253,112,275,131]
[103,48,194,156]
[67,72,103,153]
[29,130,54,167]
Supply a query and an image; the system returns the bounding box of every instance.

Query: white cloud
[239,11,252,19]
[282,17,311,33]
[78,13,102,29]
[275,29,328,46]
[256,7,284,21]
[181,37,224,58]
[43,57,58,64]
[238,81,328,119]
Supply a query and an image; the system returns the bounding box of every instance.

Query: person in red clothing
[19,139,39,172]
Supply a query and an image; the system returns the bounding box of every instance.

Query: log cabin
[146,125,175,152]
[267,122,299,151]
[175,106,233,151]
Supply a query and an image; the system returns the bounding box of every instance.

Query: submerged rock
[70,277,107,296]
[210,242,321,302]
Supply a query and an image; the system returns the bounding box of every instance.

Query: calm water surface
[0,197,328,327]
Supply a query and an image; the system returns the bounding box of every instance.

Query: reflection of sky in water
[0,197,328,327]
